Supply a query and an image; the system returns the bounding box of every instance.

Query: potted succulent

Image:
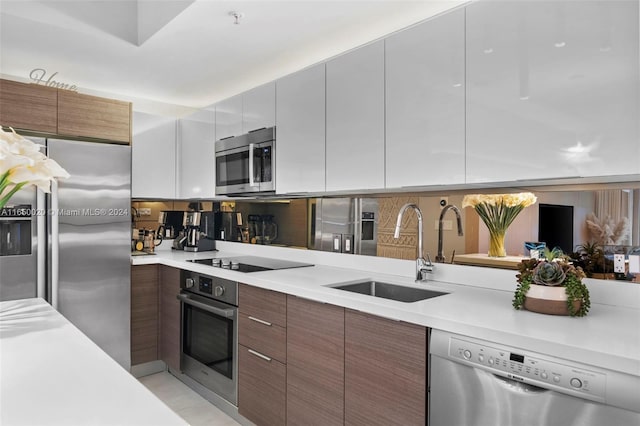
[513,248,590,317]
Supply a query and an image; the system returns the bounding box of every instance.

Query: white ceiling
[0,0,466,112]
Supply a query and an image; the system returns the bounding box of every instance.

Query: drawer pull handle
[248,316,272,326]
[248,349,272,362]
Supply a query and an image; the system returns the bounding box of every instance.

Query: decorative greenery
[571,241,614,277]
[513,249,590,317]
[462,193,537,257]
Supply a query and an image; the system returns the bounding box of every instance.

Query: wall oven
[215,127,275,195]
[178,270,238,406]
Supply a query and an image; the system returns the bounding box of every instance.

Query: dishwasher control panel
[447,336,607,403]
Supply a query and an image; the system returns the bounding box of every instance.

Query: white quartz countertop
[133,244,640,378]
[0,298,187,426]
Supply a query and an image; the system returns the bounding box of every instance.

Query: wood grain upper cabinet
[159,266,181,372]
[0,79,57,133]
[466,0,640,183]
[58,90,131,143]
[326,41,385,192]
[238,284,287,426]
[177,108,216,199]
[385,8,465,188]
[131,265,159,366]
[287,296,344,426]
[345,310,427,426]
[275,64,326,194]
[242,82,275,133]
[131,111,177,198]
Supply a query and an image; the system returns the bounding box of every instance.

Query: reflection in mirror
[214,182,639,281]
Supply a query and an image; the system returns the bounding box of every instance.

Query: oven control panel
[447,336,607,403]
[181,270,237,306]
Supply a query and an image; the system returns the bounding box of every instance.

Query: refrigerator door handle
[354,198,362,255]
[36,188,46,299]
[50,180,59,309]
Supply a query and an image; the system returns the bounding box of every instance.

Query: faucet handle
[423,253,434,272]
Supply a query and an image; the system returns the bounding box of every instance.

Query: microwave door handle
[248,143,257,187]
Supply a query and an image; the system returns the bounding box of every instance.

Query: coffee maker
[183,211,216,252]
[214,211,243,242]
[157,210,184,239]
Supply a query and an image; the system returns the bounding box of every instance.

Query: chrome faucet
[435,204,464,263]
[393,203,434,282]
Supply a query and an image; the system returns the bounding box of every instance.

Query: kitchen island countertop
[0,298,187,426]
[133,242,640,379]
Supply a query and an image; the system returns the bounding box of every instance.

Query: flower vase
[488,230,506,257]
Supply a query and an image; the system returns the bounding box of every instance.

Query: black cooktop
[187,255,313,273]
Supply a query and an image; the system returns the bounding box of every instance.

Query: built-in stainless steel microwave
[215,127,275,195]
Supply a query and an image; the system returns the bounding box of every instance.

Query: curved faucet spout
[436,204,464,263]
[393,203,433,282]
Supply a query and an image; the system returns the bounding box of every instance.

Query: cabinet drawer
[239,283,286,327]
[239,313,286,363]
[238,344,286,426]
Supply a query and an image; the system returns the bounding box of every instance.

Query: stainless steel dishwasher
[429,330,640,426]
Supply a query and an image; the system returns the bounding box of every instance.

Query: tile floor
[139,371,241,426]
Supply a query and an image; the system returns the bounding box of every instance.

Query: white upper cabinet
[385,8,466,188]
[215,94,242,140]
[242,82,275,133]
[276,64,326,194]
[215,83,276,141]
[177,108,215,199]
[131,111,176,199]
[466,0,640,183]
[326,41,385,192]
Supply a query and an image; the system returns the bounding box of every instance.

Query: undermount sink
[328,280,448,303]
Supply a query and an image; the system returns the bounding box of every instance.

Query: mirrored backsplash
[132,182,639,281]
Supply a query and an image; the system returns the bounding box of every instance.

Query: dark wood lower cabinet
[286,296,345,426]
[130,265,159,365]
[238,344,287,426]
[344,310,427,426]
[159,266,181,372]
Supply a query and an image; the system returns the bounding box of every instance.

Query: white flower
[0,128,70,202]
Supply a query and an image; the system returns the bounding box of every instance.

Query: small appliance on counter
[247,214,278,245]
[214,211,243,242]
[131,228,162,254]
[157,210,185,239]
[183,211,216,252]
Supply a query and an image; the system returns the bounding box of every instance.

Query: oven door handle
[177,293,236,318]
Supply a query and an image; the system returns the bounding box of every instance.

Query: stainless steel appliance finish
[183,211,216,252]
[215,127,275,195]
[309,198,379,256]
[179,270,238,405]
[429,330,640,426]
[327,280,448,303]
[0,138,132,370]
[0,194,38,301]
[157,210,184,239]
[187,255,313,273]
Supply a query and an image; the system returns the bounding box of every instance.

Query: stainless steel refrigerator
[0,138,131,370]
[308,198,379,256]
